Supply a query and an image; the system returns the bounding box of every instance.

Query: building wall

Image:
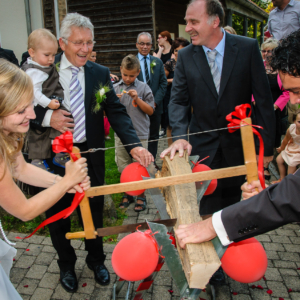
[0,0,43,62]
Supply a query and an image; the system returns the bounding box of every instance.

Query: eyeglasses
[157,36,163,39]
[138,42,152,47]
[261,50,273,54]
[64,39,95,48]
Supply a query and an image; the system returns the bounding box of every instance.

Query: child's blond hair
[28,28,57,50]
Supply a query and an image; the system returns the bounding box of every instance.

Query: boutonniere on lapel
[55,62,60,72]
[150,60,156,74]
[93,83,111,112]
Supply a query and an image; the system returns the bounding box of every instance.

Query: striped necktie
[70,66,86,142]
[207,49,221,94]
[144,56,150,85]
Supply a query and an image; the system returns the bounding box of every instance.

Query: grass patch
[2,128,128,243]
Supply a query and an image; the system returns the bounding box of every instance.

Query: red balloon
[112,230,159,281]
[120,162,149,196]
[221,237,268,283]
[192,163,217,195]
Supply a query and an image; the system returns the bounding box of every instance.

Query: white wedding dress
[0,237,22,299]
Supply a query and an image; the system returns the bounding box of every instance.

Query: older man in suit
[34,13,153,293]
[175,28,300,249]
[136,32,167,161]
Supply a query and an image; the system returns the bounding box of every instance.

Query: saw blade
[142,176,170,220]
[189,155,200,169]
[196,179,211,205]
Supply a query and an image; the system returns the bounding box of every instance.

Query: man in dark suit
[33,13,153,293]
[161,0,275,217]
[136,32,167,161]
[0,46,19,66]
[175,29,300,248]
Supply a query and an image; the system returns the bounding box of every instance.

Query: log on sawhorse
[66,118,259,299]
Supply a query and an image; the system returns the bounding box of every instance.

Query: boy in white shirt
[21,29,69,169]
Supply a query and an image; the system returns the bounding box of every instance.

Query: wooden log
[86,165,247,198]
[70,147,96,239]
[161,152,221,289]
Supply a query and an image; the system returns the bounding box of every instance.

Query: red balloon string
[17,131,85,239]
[226,104,266,190]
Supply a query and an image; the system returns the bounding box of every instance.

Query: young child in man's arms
[21,28,70,170]
[113,54,154,212]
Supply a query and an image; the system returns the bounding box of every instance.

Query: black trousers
[148,111,162,159]
[200,146,245,216]
[45,141,105,271]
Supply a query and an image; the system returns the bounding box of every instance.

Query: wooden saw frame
[66,117,259,289]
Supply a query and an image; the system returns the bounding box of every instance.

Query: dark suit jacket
[221,169,300,242]
[169,33,275,167]
[34,52,141,183]
[137,54,167,114]
[0,47,19,66]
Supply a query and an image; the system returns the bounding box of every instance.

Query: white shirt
[212,210,233,246]
[42,53,86,143]
[24,58,51,108]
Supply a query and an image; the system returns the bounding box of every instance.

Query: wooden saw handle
[240,118,259,191]
[66,147,96,240]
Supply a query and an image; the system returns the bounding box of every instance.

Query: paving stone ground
[7,137,300,299]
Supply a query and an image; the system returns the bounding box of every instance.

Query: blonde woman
[224,26,237,35]
[0,59,90,299]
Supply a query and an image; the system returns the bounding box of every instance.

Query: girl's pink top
[251,73,289,111]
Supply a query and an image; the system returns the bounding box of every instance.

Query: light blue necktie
[207,50,221,94]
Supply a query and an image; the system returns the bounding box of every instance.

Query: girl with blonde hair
[0,59,90,300]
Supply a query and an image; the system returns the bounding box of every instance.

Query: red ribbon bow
[226,104,266,189]
[18,131,85,239]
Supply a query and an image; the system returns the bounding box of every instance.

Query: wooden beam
[240,119,259,186]
[70,147,96,239]
[161,152,220,289]
[86,165,247,198]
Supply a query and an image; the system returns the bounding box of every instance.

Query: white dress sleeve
[212,210,233,246]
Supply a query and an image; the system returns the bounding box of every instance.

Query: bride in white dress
[0,59,91,299]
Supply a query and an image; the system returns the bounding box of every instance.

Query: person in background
[153,31,173,64]
[88,50,119,82]
[136,32,167,163]
[162,37,190,145]
[0,59,90,300]
[268,0,300,41]
[254,38,290,180]
[273,111,300,183]
[223,26,237,35]
[114,55,154,211]
[0,44,19,66]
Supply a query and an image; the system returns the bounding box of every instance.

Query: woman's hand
[274,104,279,110]
[64,158,88,189]
[276,146,282,153]
[68,176,91,194]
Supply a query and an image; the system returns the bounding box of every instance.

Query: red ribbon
[18,131,85,239]
[226,104,266,189]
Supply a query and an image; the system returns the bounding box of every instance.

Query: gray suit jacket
[169,32,275,167]
[137,54,167,114]
[221,169,300,242]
